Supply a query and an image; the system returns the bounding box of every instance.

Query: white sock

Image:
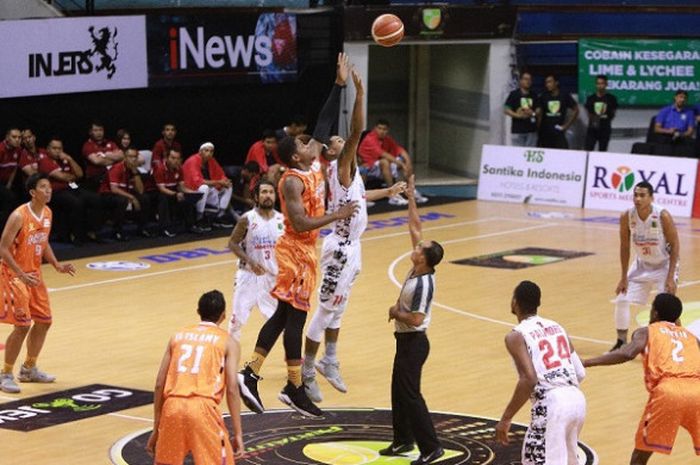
[302,354,316,377]
[324,341,338,362]
[615,301,631,332]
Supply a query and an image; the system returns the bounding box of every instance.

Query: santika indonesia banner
[147,13,297,86]
[0,16,148,98]
[477,145,587,207]
[578,39,700,106]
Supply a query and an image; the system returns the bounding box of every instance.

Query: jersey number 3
[177,344,205,374]
[540,335,571,370]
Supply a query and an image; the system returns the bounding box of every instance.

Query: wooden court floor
[2,199,700,465]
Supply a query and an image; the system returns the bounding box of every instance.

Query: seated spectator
[116,128,133,153]
[654,90,695,149]
[245,129,283,183]
[19,129,42,191]
[151,122,181,166]
[81,121,123,192]
[536,74,579,149]
[0,127,21,227]
[230,161,260,215]
[153,148,200,237]
[183,142,234,229]
[504,71,538,147]
[39,137,102,245]
[357,119,428,205]
[275,115,307,141]
[99,147,153,240]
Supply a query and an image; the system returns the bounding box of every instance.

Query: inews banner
[477,145,587,207]
[147,13,297,87]
[584,151,698,217]
[578,39,700,106]
[0,16,148,98]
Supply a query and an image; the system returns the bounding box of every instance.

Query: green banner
[578,39,700,106]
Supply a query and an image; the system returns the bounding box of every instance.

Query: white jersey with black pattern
[326,159,367,242]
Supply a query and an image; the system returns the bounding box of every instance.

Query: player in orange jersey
[584,293,700,464]
[238,53,359,418]
[0,173,75,394]
[147,290,244,465]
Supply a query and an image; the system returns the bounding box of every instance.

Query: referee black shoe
[278,382,323,418]
[238,366,264,414]
[411,447,444,465]
[378,443,415,456]
[606,338,625,353]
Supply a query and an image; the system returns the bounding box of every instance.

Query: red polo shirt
[151,138,182,165]
[0,141,21,184]
[245,140,281,173]
[357,131,404,166]
[37,153,76,191]
[19,148,46,173]
[82,138,120,179]
[182,153,226,190]
[153,161,183,190]
[99,161,137,194]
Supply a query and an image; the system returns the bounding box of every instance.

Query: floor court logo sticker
[110,408,597,465]
[87,261,151,271]
[452,247,593,269]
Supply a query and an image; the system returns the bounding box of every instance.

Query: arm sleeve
[312,84,344,145]
[410,275,434,314]
[571,351,586,383]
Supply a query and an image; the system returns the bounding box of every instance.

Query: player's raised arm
[406,175,422,248]
[584,327,648,367]
[282,176,358,233]
[146,342,172,456]
[309,53,350,157]
[661,210,679,294]
[225,336,244,457]
[337,69,364,186]
[616,211,630,295]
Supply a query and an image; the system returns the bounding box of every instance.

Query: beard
[259,200,274,210]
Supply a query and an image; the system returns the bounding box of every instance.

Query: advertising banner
[578,39,700,106]
[0,16,147,98]
[477,145,587,207]
[584,151,698,217]
[147,13,297,86]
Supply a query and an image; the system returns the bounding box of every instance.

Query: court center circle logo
[110,408,597,465]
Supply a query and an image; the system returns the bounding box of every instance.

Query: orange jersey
[643,321,700,391]
[1,204,52,275]
[163,322,229,403]
[277,161,325,246]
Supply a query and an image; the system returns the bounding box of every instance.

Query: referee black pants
[391,332,440,455]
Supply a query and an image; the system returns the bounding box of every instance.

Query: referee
[380,175,445,465]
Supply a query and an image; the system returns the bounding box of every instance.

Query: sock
[247,352,266,376]
[302,354,316,377]
[615,301,630,340]
[24,357,37,369]
[2,363,13,374]
[287,365,302,388]
[324,341,338,361]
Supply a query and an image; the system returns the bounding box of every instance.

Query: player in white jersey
[496,281,587,465]
[227,180,284,340]
[610,181,679,352]
[302,70,406,402]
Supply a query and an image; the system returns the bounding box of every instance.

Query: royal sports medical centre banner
[0,16,147,98]
[585,152,698,217]
[578,39,700,106]
[147,13,297,87]
[477,145,588,207]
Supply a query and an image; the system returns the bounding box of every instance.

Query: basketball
[371,14,404,47]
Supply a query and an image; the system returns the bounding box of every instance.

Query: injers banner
[578,39,700,106]
[0,16,148,98]
[147,13,297,86]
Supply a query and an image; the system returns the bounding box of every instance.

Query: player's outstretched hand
[232,432,245,458]
[615,277,628,295]
[351,69,364,96]
[388,181,407,197]
[335,200,360,220]
[495,418,511,445]
[665,277,677,295]
[55,263,76,276]
[336,52,350,86]
[146,430,158,456]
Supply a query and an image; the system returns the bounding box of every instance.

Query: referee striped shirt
[394,270,435,333]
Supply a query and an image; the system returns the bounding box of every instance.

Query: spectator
[504,71,537,147]
[585,75,618,152]
[230,161,261,214]
[39,137,101,245]
[0,127,21,227]
[183,142,234,229]
[81,121,123,192]
[357,120,428,205]
[99,147,153,240]
[19,130,42,201]
[654,90,695,151]
[151,122,181,166]
[245,129,283,183]
[116,128,133,153]
[153,148,200,237]
[536,74,579,149]
[275,115,308,141]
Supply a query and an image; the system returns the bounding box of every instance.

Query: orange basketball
[371,14,404,47]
